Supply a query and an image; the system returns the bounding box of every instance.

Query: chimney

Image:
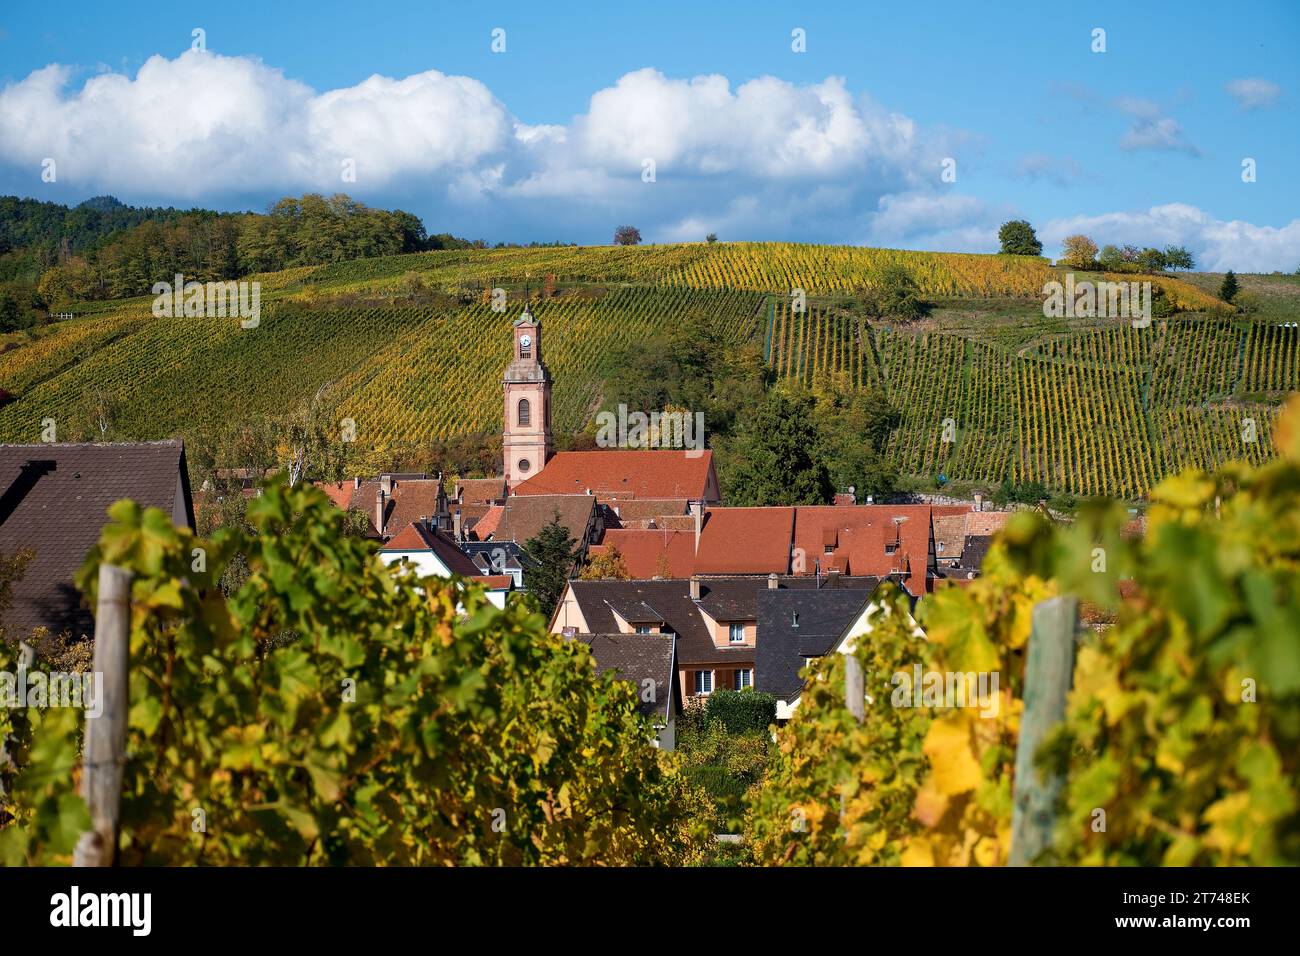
[690,500,704,552]
[767,572,779,590]
[974,492,984,512]
[689,576,701,601]
[380,474,393,496]
[453,508,463,541]
[375,488,387,537]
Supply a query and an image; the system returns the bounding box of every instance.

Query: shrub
[706,689,777,734]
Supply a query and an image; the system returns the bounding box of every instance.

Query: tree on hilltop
[1060,235,1098,270]
[614,225,642,246]
[998,220,1042,256]
[1164,245,1195,271]
[1219,270,1239,303]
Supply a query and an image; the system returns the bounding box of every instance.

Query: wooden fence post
[1009,594,1078,867]
[73,563,131,867]
[844,654,865,723]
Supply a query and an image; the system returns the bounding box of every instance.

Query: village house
[587,501,1010,594]
[0,441,196,657]
[550,573,884,704]
[377,520,515,608]
[569,632,680,749]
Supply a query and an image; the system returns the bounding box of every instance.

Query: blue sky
[1,0,1297,268]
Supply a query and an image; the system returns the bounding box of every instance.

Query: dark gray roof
[576,633,678,720]
[755,585,881,702]
[960,534,995,570]
[562,576,883,667]
[459,540,534,575]
[0,441,194,647]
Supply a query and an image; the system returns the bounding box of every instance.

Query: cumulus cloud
[570,68,918,179]
[0,50,512,197]
[0,52,1293,270]
[0,55,939,235]
[1042,203,1300,272]
[1226,77,1281,110]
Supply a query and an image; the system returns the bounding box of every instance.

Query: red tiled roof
[473,504,504,540]
[591,529,696,578]
[792,505,936,593]
[511,450,717,501]
[456,477,505,505]
[472,574,514,590]
[493,494,597,547]
[316,477,447,540]
[966,511,1010,536]
[379,521,481,576]
[694,507,795,575]
[318,481,354,510]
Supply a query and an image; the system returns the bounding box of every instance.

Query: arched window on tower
[517,398,531,427]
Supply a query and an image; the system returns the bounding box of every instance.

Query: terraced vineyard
[2,242,1295,500]
[765,304,1295,497]
[0,286,762,446]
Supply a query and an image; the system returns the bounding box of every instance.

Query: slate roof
[575,632,678,720]
[0,441,194,645]
[511,450,717,501]
[460,540,531,573]
[558,575,883,667]
[755,585,880,702]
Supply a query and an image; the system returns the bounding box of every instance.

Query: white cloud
[570,69,920,179]
[1115,97,1199,155]
[1042,203,1300,272]
[0,51,512,197]
[1226,77,1281,110]
[0,52,1293,271]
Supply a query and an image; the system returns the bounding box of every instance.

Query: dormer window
[728,623,745,644]
[885,543,898,555]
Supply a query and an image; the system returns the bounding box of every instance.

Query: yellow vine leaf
[923,713,983,796]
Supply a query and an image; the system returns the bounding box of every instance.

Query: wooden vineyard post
[844,654,865,723]
[1009,595,1079,867]
[73,564,132,867]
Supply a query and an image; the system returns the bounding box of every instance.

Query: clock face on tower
[519,334,531,348]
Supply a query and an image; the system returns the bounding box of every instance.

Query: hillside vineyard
[2,242,1295,499]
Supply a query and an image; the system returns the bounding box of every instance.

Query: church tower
[503,303,553,485]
